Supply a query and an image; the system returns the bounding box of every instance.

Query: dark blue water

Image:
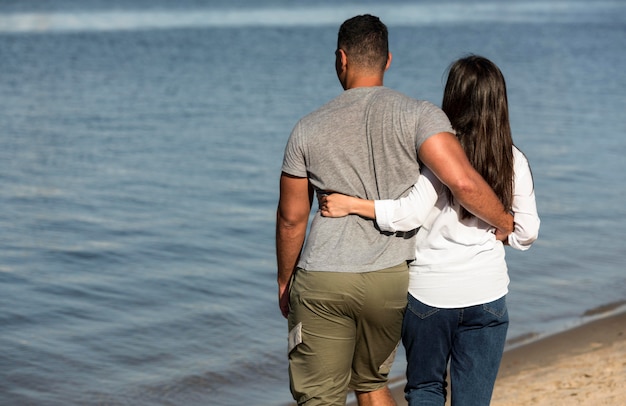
[1,1,625,405]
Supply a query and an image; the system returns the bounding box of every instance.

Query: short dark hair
[337,14,389,72]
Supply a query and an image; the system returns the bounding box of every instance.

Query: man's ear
[337,49,348,70]
[385,52,392,71]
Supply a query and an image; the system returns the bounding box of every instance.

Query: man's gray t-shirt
[281,86,454,273]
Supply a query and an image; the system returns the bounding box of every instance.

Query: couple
[276,14,539,406]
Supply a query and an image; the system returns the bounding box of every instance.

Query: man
[276,15,513,406]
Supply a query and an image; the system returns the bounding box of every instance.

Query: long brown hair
[443,55,514,218]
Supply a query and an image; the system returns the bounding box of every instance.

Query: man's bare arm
[418,132,514,234]
[276,172,313,318]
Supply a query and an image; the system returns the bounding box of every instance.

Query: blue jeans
[402,294,509,406]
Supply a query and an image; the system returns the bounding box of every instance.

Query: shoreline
[491,308,626,405]
[348,306,626,405]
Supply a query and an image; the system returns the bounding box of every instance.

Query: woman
[319,55,540,405]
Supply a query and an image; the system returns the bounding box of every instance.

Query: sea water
[0,1,625,405]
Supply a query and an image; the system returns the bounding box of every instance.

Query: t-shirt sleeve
[281,121,308,177]
[414,101,455,152]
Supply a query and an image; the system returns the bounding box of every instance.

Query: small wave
[133,355,288,406]
[0,1,622,33]
[506,331,541,348]
[1,184,66,199]
[583,300,626,317]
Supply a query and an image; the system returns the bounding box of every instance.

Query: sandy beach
[347,309,626,405]
[490,310,626,405]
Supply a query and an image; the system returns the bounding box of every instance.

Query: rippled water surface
[0,1,625,405]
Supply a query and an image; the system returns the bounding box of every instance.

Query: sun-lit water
[0,1,625,405]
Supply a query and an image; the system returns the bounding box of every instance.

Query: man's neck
[343,74,384,90]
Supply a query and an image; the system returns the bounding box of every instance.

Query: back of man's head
[337,14,389,73]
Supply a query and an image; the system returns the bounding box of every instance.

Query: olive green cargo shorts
[287,262,409,405]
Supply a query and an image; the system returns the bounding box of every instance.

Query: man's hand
[495,227,510,244]
[278,283,290,318]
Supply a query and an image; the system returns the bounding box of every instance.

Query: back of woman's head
[443,55,514,216]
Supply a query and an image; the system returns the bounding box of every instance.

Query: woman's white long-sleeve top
[374,146,540,308]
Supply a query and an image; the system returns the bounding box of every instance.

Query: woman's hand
[319,193,356,217]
